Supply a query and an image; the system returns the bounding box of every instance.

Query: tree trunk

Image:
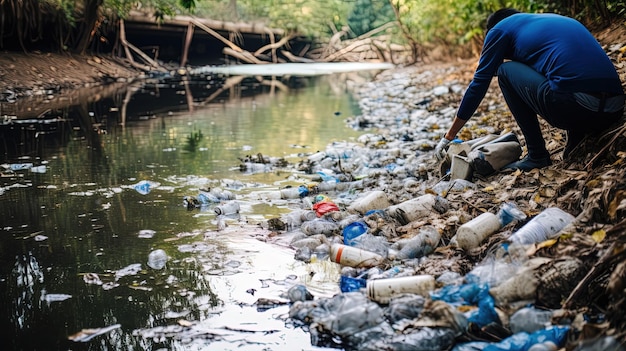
[75,0,103,54]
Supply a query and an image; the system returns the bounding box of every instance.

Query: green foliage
[347,0,395,36]
[3,0,625,56]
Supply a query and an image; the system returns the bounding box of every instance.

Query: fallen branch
[119,19,167,72]
[223,47,267,64]
[254,33,295,58]
[281,50,315,63]
[191,17,244,53]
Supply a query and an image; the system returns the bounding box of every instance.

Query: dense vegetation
[1,0,625,58]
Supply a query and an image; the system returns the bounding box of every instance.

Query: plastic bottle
[213,201,240,215]
[301,218,338,235]
[330,243,385,268]
[391,226,441,259]
[366,275,435,304]
[455,212,501,251]
[385,194,447,224]
[509,306,553,334]
[455,203,526,251]
[508,207,575,244]
[347,190,392,215]
[498,202,527,226]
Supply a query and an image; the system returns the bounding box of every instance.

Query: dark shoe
[503,155,552,171]
[563,130,586,159]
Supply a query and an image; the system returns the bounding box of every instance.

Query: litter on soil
[233,55,626,350]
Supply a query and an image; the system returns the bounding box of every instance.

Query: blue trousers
[497,61,623,158]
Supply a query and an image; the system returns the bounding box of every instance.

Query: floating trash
[115,263,142,279]
[138,229,156,239]
[147,249,168,270]
[41,292,72,304]
[68,324,122,342]
[132,180,160,195]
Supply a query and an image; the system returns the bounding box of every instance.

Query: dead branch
[223,47,267,64]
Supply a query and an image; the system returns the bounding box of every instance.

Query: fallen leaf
[591,229,606,243]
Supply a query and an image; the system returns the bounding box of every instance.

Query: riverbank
[0,51,142,100]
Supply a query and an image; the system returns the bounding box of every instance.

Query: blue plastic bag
[483,326,570,351]
[431,283,499,327]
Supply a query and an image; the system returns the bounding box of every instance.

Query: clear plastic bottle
[508,207,575,244]
[509,306,553,333]
[213,201,240,215]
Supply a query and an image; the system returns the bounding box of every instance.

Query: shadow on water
[0,67,382,350]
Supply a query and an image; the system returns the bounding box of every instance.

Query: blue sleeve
[457,30,509,120]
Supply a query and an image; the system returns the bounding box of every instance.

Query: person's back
[436,9,625,172]
[492,13,622,94]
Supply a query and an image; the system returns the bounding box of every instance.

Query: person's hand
[434,137,451,161]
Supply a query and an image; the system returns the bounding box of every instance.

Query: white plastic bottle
[455,212,501,250]
[330,244,385,268]
[366,275,435,304]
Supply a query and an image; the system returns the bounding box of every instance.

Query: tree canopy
[1,0,624,58]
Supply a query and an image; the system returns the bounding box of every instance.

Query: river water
[0,66,388,350]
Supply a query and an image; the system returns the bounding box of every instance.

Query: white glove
[434,137,451,161]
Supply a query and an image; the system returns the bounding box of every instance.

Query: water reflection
[0,68,376,350]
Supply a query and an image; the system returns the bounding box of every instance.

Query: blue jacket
[457,13,623,120]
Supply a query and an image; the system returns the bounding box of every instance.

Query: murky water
[0,69,378,350]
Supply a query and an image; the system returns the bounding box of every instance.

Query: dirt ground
[0,51,141,98]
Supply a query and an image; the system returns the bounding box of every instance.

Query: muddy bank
[0,52,143,99]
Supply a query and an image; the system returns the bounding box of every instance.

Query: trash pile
[257,61,626,350]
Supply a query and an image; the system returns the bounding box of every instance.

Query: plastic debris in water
[137,229,156,239]
[287,284,314,303]
[132,180,160,195]
[83,273,103,285]
[115,263,142,280]
[41,291,72,304]
[68,324,121,342]
[30,165,47,173]
[6,163,34,171]
[147,249,168,269]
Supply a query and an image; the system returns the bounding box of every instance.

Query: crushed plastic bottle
[390,225,441,259]
[287,284,314,302]
[343,221,368,246]
[509,306,554,334]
